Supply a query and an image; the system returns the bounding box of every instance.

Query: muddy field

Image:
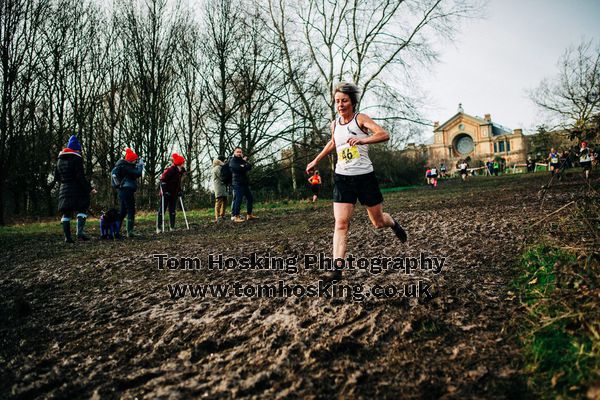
[0,174,585,399]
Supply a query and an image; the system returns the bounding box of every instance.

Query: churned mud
[0,174,583,399]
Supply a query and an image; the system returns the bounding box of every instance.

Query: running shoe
[392,219,408,243]
[323,269,342,283]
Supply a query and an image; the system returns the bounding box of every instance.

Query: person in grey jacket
[113,148,144,237]
[212,156,228,222]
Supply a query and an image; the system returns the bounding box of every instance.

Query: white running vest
[580,148,591,162]
[333,113,373,176]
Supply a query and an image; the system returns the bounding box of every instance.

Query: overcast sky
[419,0,600,139]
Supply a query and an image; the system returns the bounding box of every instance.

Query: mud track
[0,174,581,399]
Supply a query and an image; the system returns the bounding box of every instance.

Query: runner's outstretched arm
[306,121,337,173]
[306,140,335,173]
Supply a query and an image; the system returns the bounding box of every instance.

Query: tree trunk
[0,182,5,225]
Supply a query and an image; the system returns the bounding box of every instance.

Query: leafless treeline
[0,0,477,223]
[530,39,600,140]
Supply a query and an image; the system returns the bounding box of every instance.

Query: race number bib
[337,145,360,164]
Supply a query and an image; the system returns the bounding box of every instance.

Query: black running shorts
[311,184,321,195]
[580,161,592,171]
[333,172,383,206]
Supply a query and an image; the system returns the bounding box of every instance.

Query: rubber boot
[169,212,176,231]
[76,216,90,241]
[62,221,74,243]
[126,218,135,238]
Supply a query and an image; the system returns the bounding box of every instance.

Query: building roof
[434,111,513,136]
[491,123,512,136]
[434,111,486,132]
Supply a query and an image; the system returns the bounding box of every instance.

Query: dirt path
[1,174,577,399]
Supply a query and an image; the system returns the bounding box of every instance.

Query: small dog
[100,209,121,239]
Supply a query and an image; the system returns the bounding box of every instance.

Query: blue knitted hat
[67,135,81,151]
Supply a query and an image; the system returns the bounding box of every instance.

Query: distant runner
[439,162,447,178]
[429,166,438,188]
[579,141,593,180]
[548,148,560,177]
[459,160,469,181]
[308,170,322,202]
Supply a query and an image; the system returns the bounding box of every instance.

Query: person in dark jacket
[113,148,144,237]
[486,160,494,175]
[230,147,258,223]
[156,153,186,232]
[54,135,96,243]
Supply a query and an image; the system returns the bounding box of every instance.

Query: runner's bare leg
[333,203,354,261]
[366,203,395,229]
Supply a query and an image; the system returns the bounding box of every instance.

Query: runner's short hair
[333,82,360,111]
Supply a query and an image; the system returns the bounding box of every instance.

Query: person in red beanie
[111,148,144,237]
[156,153,186,232]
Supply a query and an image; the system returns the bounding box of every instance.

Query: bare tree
[530,39,600,140]
[0,0,483,220]
[266,0,326,141]
[173,13,207,196]
[199,0,244,158]
[268,0,480,138]
[93,9,128,206]
[231,5,293,158]
[117,0,185,205]
[34,0,117,211]
[0,0,48,224]
[264,0,480,188]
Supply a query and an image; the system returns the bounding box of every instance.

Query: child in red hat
[111,148,144,237]
[156,153,186,232]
